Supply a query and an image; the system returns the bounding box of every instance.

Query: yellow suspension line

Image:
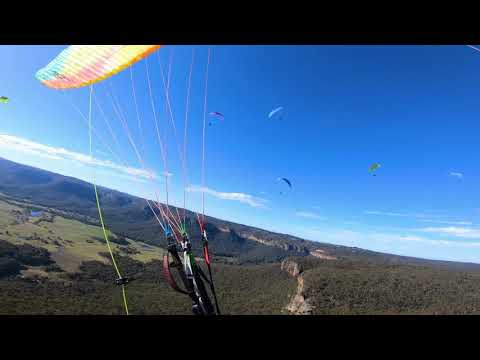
[88,84,129,316]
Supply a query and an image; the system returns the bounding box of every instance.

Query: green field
[0,198,165,275]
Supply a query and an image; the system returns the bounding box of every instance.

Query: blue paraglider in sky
[268,106,284,120]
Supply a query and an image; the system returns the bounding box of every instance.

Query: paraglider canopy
[277,177,292,194]
[278,177,292,188]
[268,107,283,120]
[369,163,381,176]
[0,96,9,104]
[35,45,162,89]
[208,111,224,126]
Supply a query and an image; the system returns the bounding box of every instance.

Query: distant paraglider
[369,163,381,176]
[208,111,224,126]
[278,177,292,194]
[268,106,283,120]
[279,177,292,188]
[0,96,9,104]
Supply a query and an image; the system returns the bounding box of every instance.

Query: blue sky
[2,45,480,263]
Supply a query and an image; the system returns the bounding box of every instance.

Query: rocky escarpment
[245,234,307,252]
[281,259,314,315]
[217,224,311,255]
[311,249,337,261]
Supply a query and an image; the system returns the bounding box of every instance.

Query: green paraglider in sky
[369,163,381,176]
[0,96,9,104]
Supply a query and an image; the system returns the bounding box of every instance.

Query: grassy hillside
[0,197,165,275]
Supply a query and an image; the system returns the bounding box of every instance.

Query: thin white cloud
[301,226,480,249]
[449,172,463,180]
[364,210,409,217]
[0,134,157,181]
[364,210,438,219]
[295,211,327,220]
[419,219,473,226]
[400,234,480,248]
[186,185,268,208]
[417,226,480,239]
[364,210,471,226]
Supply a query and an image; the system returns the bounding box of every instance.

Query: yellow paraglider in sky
[36,45,161,89]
